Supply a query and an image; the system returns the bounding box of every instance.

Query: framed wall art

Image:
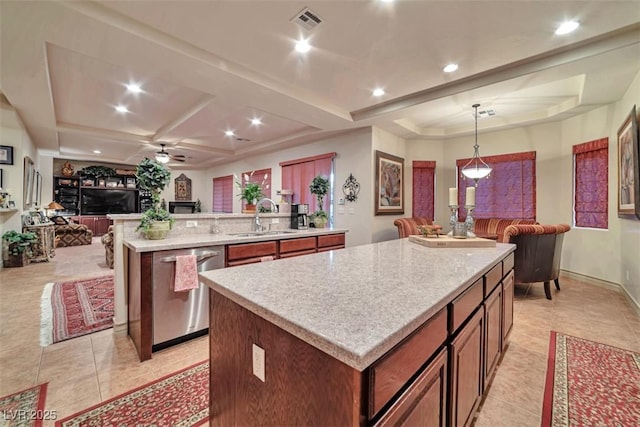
[175,173,192,201]
[0,145,14,165]
[375,150,404,215]
[23,156,35,209]
[617,104,639,219]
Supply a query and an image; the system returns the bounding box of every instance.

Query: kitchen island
[200,238,515,426]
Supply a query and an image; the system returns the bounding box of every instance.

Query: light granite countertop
[123,227,349,252]
[200,239,515,371]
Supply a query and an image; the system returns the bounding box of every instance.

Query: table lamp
[46,201,64,217]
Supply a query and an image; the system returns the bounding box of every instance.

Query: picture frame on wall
[23,156,34,209]
[374,150,404,215]
[0,145,14,165]
[617,104,640,219]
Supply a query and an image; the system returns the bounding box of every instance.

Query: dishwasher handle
[161,250,221,263]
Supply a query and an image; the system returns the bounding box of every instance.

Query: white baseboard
[112,320,127,334]
[561,269,640,316]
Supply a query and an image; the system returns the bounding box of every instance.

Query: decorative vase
[313,217,328,228]
[144,220,171,240]
[243,203,256,214]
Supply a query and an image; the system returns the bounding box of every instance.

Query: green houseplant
[135,158,174,239]
[309,175,330,228]
[235,171,269,213]
[2,230,37,267]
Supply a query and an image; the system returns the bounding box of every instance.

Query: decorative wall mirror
[23,156,35,209]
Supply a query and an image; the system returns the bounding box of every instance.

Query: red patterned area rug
[0,383,48,427]
[40,275,114,345]
[55,361,209,426]
[542,331,640,426]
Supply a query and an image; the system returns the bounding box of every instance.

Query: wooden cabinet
[375,347,448,427]
[483,284,502,388]
[279,236,316,258]
[226,241,277,266]
[78,215,112,236]
[502,270,515,350]
[317,233,345,252]
[449,308,484,427]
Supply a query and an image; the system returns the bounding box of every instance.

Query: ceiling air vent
[291,7,323,31]
[477,107,496,118]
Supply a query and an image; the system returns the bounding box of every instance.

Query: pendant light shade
[155,152,170,164]
[461,104,492,184]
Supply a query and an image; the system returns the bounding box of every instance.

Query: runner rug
[55,361,209,426]
[40,275,114,346]
[0,383,48,427]
[542,331,640,426]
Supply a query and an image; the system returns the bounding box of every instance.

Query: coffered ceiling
[1,1,639,169]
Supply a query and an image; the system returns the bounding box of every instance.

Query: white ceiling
[1,1,639,169]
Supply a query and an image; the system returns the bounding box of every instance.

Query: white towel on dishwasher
[174,255,199,291]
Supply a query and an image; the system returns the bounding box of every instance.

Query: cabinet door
[502,270,515,350]
[375,348,447,427]
[79,216,96,233]
[94,217,112,236]
[449,308,484,427]
[484,284,502,389]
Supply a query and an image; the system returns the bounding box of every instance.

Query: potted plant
[2,230,37,267]
[235,171,269,213]
[309,175,330,228]
[135,158,174,240]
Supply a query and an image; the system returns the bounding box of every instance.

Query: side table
[22,223,56,263]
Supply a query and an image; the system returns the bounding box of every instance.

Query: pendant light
[461,103,492,185]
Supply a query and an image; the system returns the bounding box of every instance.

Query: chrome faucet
[254,198,278,232]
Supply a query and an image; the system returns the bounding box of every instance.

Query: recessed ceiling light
[295,39,311,53]
[126,83,142,93]
[380,0,395,3]
[555,21,579,35]
[225,130,235,137]
[93,150,101,154]
[443,63,459,73]
[251,118,262,126]
[115,105,129,113]
[372,88,385,97]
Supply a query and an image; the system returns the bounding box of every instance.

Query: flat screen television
[81,189,138,215]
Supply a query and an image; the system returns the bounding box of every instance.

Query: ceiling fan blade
[170,155,186,162]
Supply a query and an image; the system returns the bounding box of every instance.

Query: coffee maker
[290,204,309,230]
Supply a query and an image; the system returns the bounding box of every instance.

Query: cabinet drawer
[374,347,447,427]
[484,262,502,297]
[317,233,345,249]
[368,307,447,420]
[227,241,277,262]
[503,252,514,277]
[449,278,483,334]
[279,237,317,254]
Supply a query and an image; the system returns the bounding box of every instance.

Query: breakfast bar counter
[200,238,516,426]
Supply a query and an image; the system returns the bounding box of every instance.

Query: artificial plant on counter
[135,158,174,238]
[309,175,330,227]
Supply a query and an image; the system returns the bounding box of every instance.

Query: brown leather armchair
[503,224,571,300]
[393,217,442,238]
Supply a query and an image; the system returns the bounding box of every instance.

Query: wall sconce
[342,173,360,202]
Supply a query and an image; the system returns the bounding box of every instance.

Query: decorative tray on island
[409,235,496,248]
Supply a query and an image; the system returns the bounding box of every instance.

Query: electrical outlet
[338,198,345,205]
[626,270,630,281]
[271,218,279,224]
[252,344,265,382]
[186,220,197,228]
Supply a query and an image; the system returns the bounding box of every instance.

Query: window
[240,168,272,210]
[280,152,335,213]
[212,175,233,213]
[412,161,436,219]
[573,138,608,229]
[456,151,536,220]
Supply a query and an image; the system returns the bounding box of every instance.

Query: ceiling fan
[155,143,186,164]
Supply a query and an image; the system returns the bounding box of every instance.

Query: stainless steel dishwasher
[152,246,225,351]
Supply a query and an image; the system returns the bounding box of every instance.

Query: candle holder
[447,205,458,236]
[465,205,476,238]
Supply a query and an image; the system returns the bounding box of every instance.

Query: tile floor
[1,239,638,426]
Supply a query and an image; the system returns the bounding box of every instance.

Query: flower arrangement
[235,171,269,205]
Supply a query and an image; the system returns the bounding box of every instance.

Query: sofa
[503,223,571,299]
[473,218,538,243]
[101,226,114,269]
[393,217,441,238]
[51,216,93,247]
